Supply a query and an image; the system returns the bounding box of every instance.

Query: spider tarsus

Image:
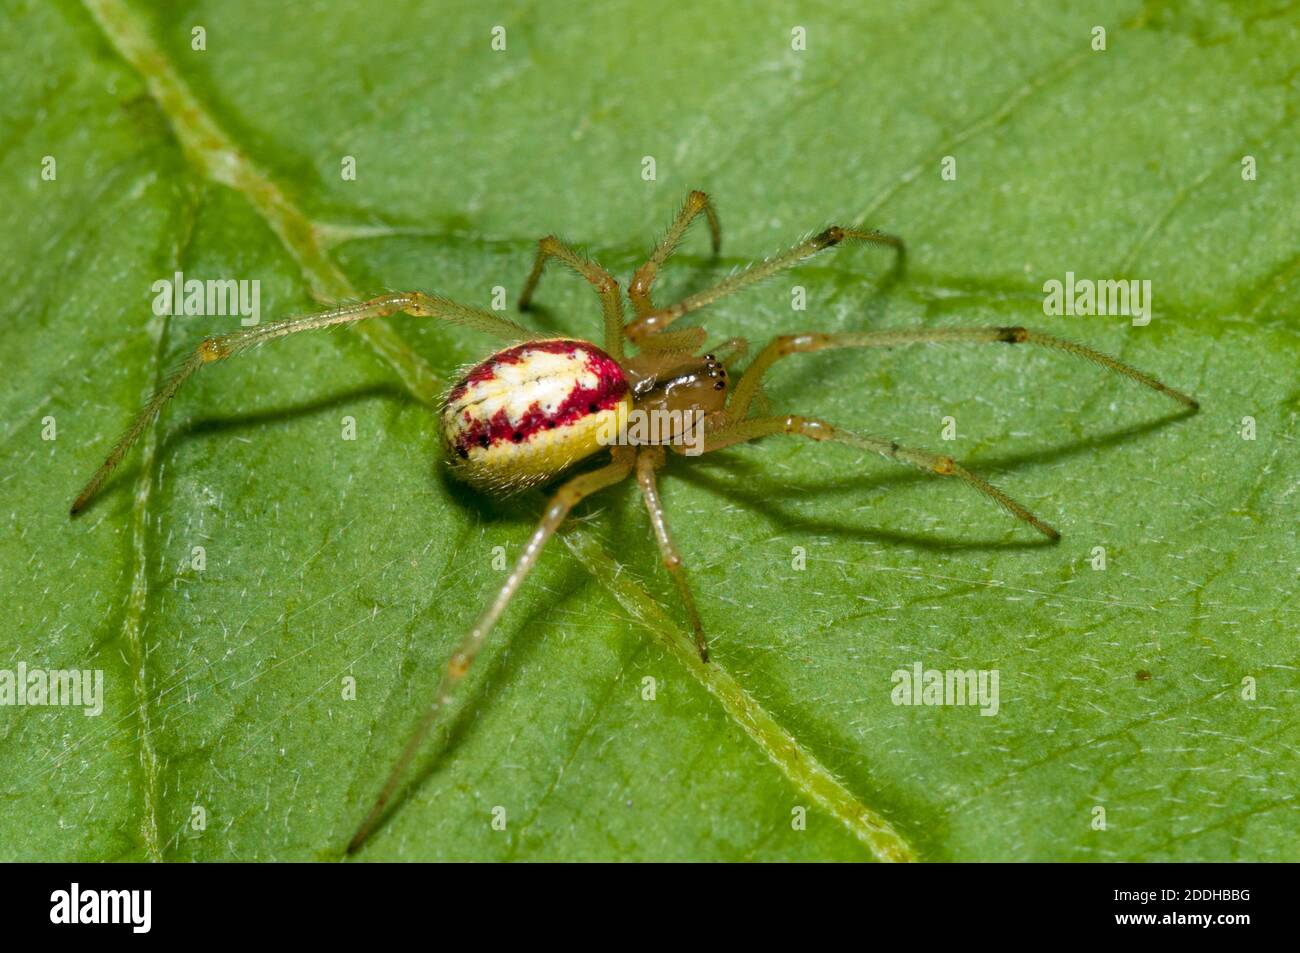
[685,189,721,255]
[70,486,94,516]
[1160,384,1200,411]
[345,829,368,855]
[693,629,710,664]
[347,802,386,855]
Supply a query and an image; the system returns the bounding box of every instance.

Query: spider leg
[347,447,636,854]
[694,414,1060,540]
[69,292,536,515]
[625,224,903,343]
[712,336,750,364]
[518,235,625,361]
[635,447,708,662]
[727,326,1200,420]
[635,327,710,355]
[628,189,721,318]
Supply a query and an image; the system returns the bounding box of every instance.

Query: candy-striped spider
[71,191,1198,853]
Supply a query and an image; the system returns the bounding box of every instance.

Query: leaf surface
[1,0,1296,861]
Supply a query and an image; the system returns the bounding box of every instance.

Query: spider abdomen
[440,338,631,492]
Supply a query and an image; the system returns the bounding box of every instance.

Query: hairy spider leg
[347,447,636,853]
[70,292,535,514]
[629,189,722,318]
[624,224,904,344]
[726,326,1200,421]
[693,414,1061,540]
[518,235,626,361]
[636,446,708,661]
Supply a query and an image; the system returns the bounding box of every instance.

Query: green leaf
[2,0,1295,861]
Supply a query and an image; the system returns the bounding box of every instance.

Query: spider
[70,190,1198,854]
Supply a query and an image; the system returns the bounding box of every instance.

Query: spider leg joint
[198,338,227,361]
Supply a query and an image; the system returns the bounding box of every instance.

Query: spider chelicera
[71,190,1199,853]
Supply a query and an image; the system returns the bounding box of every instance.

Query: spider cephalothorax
[70,190,1198,853]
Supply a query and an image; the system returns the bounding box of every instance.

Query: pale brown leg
[628,189,721,318]
[697,414,1060,540]
[518,235,626,361]
[70,292,535,514]
[726,326,1199,421]
[625,224,903,343]
[635,447,708,661]
[347,447,637,853]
